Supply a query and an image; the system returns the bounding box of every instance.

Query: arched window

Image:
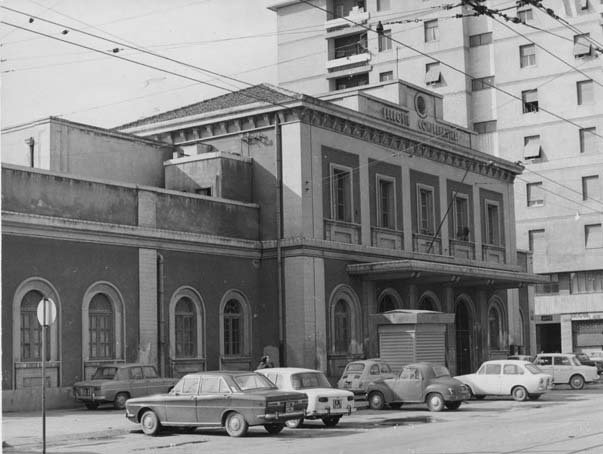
[378,295,396,313]
[20,290,49,361]
[223,299,243,356]
[334,300,351,353]
[175,297,196,358]
[488,305,502,350]
[89,293,114,360]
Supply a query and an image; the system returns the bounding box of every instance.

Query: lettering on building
[382,106,409,127]
[417,119,459,143]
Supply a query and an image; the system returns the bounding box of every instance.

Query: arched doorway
[455,300,473,375]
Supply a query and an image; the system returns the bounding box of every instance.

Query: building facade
[269,0,603,356]
[2,82,543,410]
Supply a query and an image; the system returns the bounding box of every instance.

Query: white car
[534,353,600,389]
[256,367,354,428]
[455,360,553,401]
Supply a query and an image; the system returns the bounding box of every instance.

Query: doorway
[455,300,473,375]
[536,323,561,353]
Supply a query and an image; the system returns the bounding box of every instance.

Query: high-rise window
[335,73,369,90]
[523,135,542,160]
[472,76,494,91]
[517,8,533,23]
[453,194,470,240]
[89,294,114,360]
[577,80,594,105]
[418,185,435,235]
[520,44,536,67]
[331,166,352,222]
[574,34,592,57]
[529,229,545,253]
[522,89,539,113]
[580,127,597,153]
[377,0,390,11]
[175,297,196,358]
[485,201,501,245]
[425,62,441,85]
[582,175,599,200]
[527,182,544,207]
[585,224,603,249]
[377,177,395,229]
[379,30,392,51]
[469,32,492,47]
[424,20,439,42]
[379,71,393,82]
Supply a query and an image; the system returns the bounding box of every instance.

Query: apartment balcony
[449,239,476,260]
[326,49,370,71]
[325,6,369,32]
[371,226,404,250]
[482,244,506,264]
[413,233,442,255]
[324,219,361,244]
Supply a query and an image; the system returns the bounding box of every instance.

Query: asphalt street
[3,383,603,454]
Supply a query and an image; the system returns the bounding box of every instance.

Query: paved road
[4,385,603,454]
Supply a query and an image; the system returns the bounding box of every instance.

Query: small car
[455,360,553,401]
[336,359,395,398]
[73,363,178,409]
[533,353,599,389]
[256,367,354,428]
[366,362,470,412]
[125,371,308,437]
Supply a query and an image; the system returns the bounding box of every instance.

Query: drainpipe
[157,253,166,376]
[275,114,286,366]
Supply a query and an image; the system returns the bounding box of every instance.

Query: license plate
[333,399,341,409]
[285,401,295,413]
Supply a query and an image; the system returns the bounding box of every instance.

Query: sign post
[37,297,56,454]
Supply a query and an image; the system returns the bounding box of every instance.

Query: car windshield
[291,372,331,389]
[524,364,542,374]
[345,363,365,373]
[576,354,590,363]
[571,356,581,366]
[92,367,117,380]
[233,373,275,391]
[431,365,451,378]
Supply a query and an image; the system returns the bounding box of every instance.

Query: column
[139,248,158,366]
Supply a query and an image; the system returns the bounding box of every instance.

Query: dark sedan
[125,371,308,437]
[366,362,471,412]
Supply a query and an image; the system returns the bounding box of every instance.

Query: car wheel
[225,412,249,437]
[285,418,303,428]
[528,393,542,400]
[512,386,528,402]
[445,401,462,410]
[368,391,385,410]
[426,393,445,412]
[84,402,99,410]
[321,416,341,427]
[569,374,585,390]
[113,392,129,410]
[264,423,285,434]
[140,410,161,436]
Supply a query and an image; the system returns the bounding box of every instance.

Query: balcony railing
[482,244,506,264]
[325,7,369,31]
[324,219,361,244]
[326,49,370,71]
[371,226,403,250]
[449,239,476,260]
[413,232,442,255]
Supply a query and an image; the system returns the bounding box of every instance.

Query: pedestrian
[256,355,274,369]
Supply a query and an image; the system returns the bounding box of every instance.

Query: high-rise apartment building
[269,0,603,356]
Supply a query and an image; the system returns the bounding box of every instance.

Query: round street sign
[37,298,57,326]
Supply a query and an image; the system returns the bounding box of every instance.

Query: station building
[2,80,544,410]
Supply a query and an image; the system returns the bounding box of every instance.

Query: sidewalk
[2,407,132,451]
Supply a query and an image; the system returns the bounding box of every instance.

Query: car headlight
[448,387,454,395]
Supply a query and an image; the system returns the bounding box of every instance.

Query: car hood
[73,379,113,387]
[126,393,168,405]
[431,376,466,387]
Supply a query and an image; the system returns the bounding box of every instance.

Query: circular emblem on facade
[414,94,427,118]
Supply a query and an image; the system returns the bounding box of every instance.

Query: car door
[553,356,572,383]
[165,375,200,424]
[195,375,231,425]
[128,366,146,398]
[535,356,554,381]
[392,366,422,402]
[500,363,523,395]
[479,363,503,395]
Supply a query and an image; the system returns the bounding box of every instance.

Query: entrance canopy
[347,259,548,289]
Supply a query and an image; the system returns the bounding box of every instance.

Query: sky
[0,0,280,129]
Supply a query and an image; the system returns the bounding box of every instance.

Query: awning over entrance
[347,259,549,289]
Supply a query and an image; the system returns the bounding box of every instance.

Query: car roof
[536,353,574,356]
[97,363,151,368]
[256,367,322,375]
[181,370,262,378]
[481,359,533,364]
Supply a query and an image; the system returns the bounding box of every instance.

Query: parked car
[366,362,470,412]
[533,353,599,389]
[508,355,536,363]
[336,359,395,398]
[455,360,553,401]
[73,363,178,409]
[125,371,308,437]
[584,352,603,375]
[256,367,354,428]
